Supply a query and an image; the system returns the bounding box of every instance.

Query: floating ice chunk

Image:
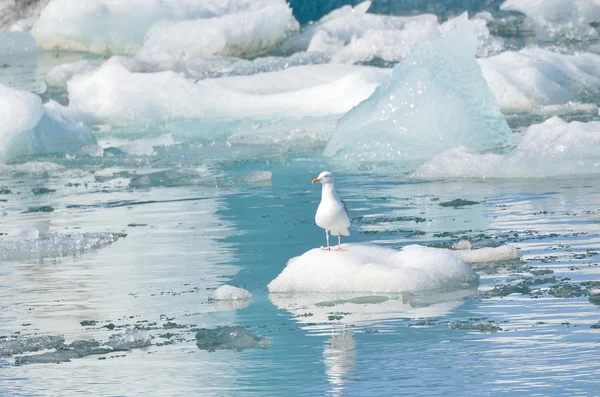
[449,245,522,263]
[4,100,98,160]
[501,0,600,41]
[0,231,124,261]
[128,168,218,188]
[324,21,511,171]
[19,228,40,240]
[238,171,272,185]
[413,116,600,178]
[115,134,174,156]
[0,335,65,357]
[280,3,501,64]
[211,285,252,301]
[31,0,293,54]
[0,161,65,177]
[452,240,472,250]
[137,4,298,64]
[268,243,479,294]
[107,329,151,350]
[195,326,270,351]
[479,48,600,111]
[67,63,389,125]
[45,59,101,88]
[0,83,44,145]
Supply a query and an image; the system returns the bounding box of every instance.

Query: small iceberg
[210,285,252,301]
[449,244,522,263]
[268,243,479,294]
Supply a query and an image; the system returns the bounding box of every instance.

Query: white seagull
[312,171,351,251]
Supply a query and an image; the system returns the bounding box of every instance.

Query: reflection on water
[324,330,357,397]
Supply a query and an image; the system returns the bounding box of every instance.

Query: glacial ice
[267,243,479,294]
[0,83,98,160]
[137,3,298,64]
[501,0,600,41]
[324,21,511,171]
[106,329,152,350]
[450,244,523,263]
[413,116,600,178]
[0,335,65,357]
[31,0,298,55]
[479,48,600,111]
[195,326,270,352]
[67,63,390,126]
[280,2,502,64]
[0,230,124,261]
[210,285,252,301]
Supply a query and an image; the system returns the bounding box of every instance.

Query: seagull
[312,171,351,251]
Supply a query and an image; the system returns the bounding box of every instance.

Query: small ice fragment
[20,229,39,241]
[450,245,522,263]
[452,240,472,250]
[106,329,151,350]
[238,171,272,185]
[195,326,268,351]
[211,285,252,301]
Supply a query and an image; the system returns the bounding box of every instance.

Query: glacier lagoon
[1,0,600,396]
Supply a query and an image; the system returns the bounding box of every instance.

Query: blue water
[2,0,600,396]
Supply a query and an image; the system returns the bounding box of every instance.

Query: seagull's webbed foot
[336,246,344,251]
[321,246,331,251]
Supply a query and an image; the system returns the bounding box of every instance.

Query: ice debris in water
[238,171,272,185]
[128,168,218,189]
[413,117,600,178]
[31,0,292,54]
[324,20,511,171]
[107,329,151,350]
[195,326,271,352]
[479,48,600,111]
[281,2,502,64]
[0,83,97,161]
[211,285,252,301]
[268,243,479,294]
[67,63,389,126]
[501,0,600,42]
[14,339,112,365]
[0,335,65,357]
[0,230,125,261]
[448,245,522,264]
[45,59,101,88]
[136,3,298,64]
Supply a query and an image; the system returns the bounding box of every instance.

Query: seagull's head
[312,171,334,185]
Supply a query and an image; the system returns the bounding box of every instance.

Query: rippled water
[1,160,599,396]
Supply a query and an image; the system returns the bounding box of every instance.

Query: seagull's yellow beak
[311,177,320,184]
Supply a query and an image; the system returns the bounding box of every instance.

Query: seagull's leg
[336,233,343,251]
[322,230,331,251]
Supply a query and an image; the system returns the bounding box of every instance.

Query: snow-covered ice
[413,116,600,178]
[210,285,252,301]
[268,243,479,294]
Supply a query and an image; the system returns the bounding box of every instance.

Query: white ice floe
[31,0,297,55]
[479,48,600,111]
[238,171,272,185]
[137,3,298,64]
[324,20,510,171]
[0,229,124,261]
[413,116,600,178]
[67,63,390,126]
[281,2,502,64]
[501,0,600,41]
[450,244,523,263]
[0,84,98,160]
[268,243,479,294]
[107,329,151,350]
[113,134,175,156]
[210,285,252,301]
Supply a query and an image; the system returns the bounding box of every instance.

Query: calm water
[1,160,599,396]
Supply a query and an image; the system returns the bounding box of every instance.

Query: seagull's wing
[341,200,349,217]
